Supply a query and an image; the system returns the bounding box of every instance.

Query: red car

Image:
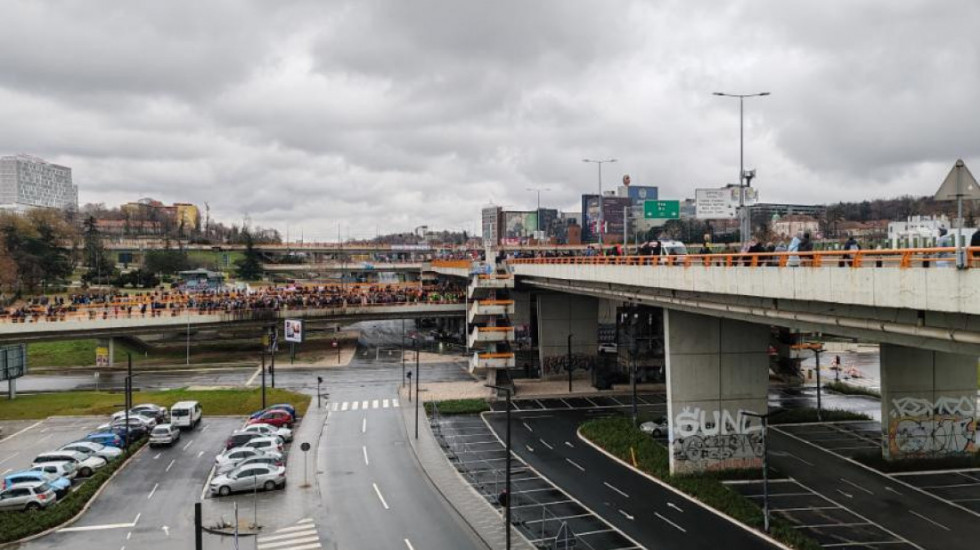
[247,410,293,428]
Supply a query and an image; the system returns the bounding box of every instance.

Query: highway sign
[643,200,680,219]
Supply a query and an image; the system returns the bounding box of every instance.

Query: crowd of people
[1,281,466,323]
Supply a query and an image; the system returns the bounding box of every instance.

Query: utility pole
[260,348,267,409]
[414,338,420,440]
[583,158,617,246]
[486,384,513,550]
[567,334,573,393]
[712,92,770,244]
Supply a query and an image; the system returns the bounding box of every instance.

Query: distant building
[481,206,503,246]
[0,154,78,212]
[122,198,200,234]
[888,215,977,248]
[177,269,225,290]
[771,214,820,239]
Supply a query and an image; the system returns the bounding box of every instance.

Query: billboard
[695,187,759,219]
[503,211,537,239]
[0,344,27,382]
[626,185,658,204]
[284,319,304,343]
[583,196,631,242]
[95,346,110,368]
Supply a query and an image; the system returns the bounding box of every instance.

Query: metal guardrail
[509,246,980,269]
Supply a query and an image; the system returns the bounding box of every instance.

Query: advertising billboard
[284,319,304,343]
[0,344,27,382]
[503,211,538,239]
[695,187,759,219]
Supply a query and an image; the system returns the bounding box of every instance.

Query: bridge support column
[665,310,769,474]
[880,344,978,461]
[536,294,597,380]
[97,337,114,368]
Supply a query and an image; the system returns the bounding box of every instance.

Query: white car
[111,410,159,428]
[214,448,282,471]
[34,450,107,478]
[241,436,284,455]
[149,424,182,447]
[30,461,77,481]
[98,416,153,432]
[60,441,123,461]
[598,342,618,354]
[640,417,669,438]
[239,423,293,443]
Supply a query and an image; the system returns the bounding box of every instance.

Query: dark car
[225,432,263,451]
[108,425,147,444]
[249,404,296,421]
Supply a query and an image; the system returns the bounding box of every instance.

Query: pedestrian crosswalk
[331,398,400,412]
[257,518,321,550]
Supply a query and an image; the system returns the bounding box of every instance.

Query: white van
[170,401,202,430]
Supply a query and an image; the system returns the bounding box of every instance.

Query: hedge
[580,417,822,550]
[0,437,147,543]
[768,407,872,425]
[424,398,490,416]
[824,381,881,398]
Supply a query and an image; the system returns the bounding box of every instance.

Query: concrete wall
[665,310,770,474]
[881,344,978,460]
[536,294,598,379]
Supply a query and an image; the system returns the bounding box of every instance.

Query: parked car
[249,404,296,420]
[130,403,169,423]
[60,441,123,461]
[111,409,159,428]
[224,432,263,451]
[241,436,284,455]
[30,461,78,482]
[3,470,71,498]
[85,432,125,448]
[640,416,669,438]
[34,450,107,477]
[214,448,281,471]
[247,410,293,429]
[597,342,618,354]
[215,454,284,475]
[239,423,293,443]
[209,464,286,497]
[0,481,57,511]
[171,401,202,430]
[149,424,182,447]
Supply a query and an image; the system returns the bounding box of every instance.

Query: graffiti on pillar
[541,354,595,376]
[672,406,764,470]
[887,396,976,457]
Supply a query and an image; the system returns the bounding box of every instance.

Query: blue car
[3,470,71,498]
[86,432,125,448]
[249,404,296,420]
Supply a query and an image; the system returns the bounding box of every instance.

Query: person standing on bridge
[787,232,802,267]
[971,229,980,265]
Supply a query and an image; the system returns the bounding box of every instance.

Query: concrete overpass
[0,303,465,345]
[433,250,980,473]
[262,262,423,273]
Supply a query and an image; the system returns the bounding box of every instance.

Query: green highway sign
[643,200,680,219]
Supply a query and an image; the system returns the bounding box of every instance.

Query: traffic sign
[643,200,680,219]
[935,159,980,201]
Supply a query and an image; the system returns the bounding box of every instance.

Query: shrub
[824,381,881,398]
[768,407,872,425]
[425,399,490,416]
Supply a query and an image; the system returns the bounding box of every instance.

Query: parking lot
[775,421,882,459]
[488,392,666,413]
[891,469,980,514]
[724,478,919,549]
[0,416,106,476]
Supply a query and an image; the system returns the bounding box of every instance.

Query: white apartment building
[0,154,78,212]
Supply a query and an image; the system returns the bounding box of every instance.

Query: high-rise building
[0,155,77,211]
[481,205,503,246]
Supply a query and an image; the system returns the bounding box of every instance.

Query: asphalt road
[769,426,980,550]
[484,410,780,550]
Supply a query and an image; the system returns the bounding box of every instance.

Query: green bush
[824,381,881,398]
[768,407,872,425]
[425,399,490,416]
[580,417,821,550]
[0,437,147,543]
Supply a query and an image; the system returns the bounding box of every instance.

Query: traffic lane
[770,427,980,549]
[486,411,780,550]
[322,388,484,550]
[0,416,103,475]
[21,418,240,550]
[15,367,255,392]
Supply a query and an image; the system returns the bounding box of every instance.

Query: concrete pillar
[96,337,114,368]
[536,294,598,379]
[880,344,978,460]
[664,310,770,474]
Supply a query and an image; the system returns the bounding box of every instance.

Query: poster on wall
[284,319,304,343]
[95,346,110,368]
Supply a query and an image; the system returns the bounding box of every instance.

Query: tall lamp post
[525,187,551,210]
[712,92,770,244]
[582,158,617,246]
[486,384,512,550]
[742,411,770,533]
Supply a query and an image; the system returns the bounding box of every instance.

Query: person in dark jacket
[798,232,814,266]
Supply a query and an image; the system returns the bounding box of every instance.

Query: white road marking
[197,450,204,458]
[840,477,874,495]
[126,532,131,540]
[153,453,161,460]
[59,513,141,533]
[655,511,687,533]
[667,502,684,513]
[341,402,349,411]
[525,444,535,452]
[134,513,141,525]
[392,399,400,407]
[162,525,170,537]
[331,403,339,412]
[539,439,553,450]
[258,537,320,549]
[201,467,216,500]
[604,482,629,498]
[362,418,367,434]
[835,489,853,498]
[245,366,262,386]
[564,441,574,448]
[404,539,415,550]
[0,453,19,466]
[259,529,318,542]
[361,400,368,409]
[372,399,379,409]
[3,421,43,442]
[363,446,369,466]
[182,441,193,451]
[372,482,390,510]
[201,424,209,432]
[147,483,159,499]
[618,509,634,520]
[885,486,903,496]
[908,509,951,531]
[383,399,390,408]
[37,434,52,443]
[166,459,176,472]
[565,458,585,472]
[352,401,359,411]
[522,422,533,432]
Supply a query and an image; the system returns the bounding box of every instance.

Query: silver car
[209,464,286,497]
[34,450,106,478]
[149,424,181,447]
[0,481,57,511]
[31,461,77,481]
[216,454,285,475]
[239,423,293,443]
[214,447,282,471]
[241,436,284,455]
[60,441,122,461]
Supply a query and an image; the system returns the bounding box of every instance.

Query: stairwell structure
[467,270,516,386]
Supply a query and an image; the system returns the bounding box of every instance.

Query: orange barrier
[508,247,980,269]
[430,260,472,269]
[477,352,515,359]
[476,326,514,332]
[474,300,515,306]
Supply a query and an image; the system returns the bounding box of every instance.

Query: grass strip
[824,381,881,398]
[0,388,311,420]
[424,398,490,416]
[768,407,872,425]
[580,416,822,550]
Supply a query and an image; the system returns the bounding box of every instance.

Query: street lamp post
[712,92,770,244]
[582,158,617,246]
[486,384,512,550]
[414,337,420,440]
[742,411,770,533]
[525,187,551,210]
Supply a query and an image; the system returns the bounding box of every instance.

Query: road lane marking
[201,424,209,432]
[4,421,43,442]
[604,482,629,498]
[404,539,415,550]
[372,399,379,409]
[618,509,634,520]
[201,467,215,500]
[522,422,533,432]
[246,366,262,386]
[667,502,684,513]
[259,529,317,542]
[564,441,574,448]
[361,400,368,409]
[840,477,874,495]
[835,489,853,499]
[655,511,687,533]
[197,450,204,458]
[383,399,390,408]
[362,418,367,434]
[127,532,131,540]
[352,401,359,411]
[331,403,339,412]
[166,459,176,472]
[363,446,369,466]
[147,483,159,499]
[885,486,903,496]
[565,458,585,472]
[0,453,19,466]
[392,399,399,407]
[538,439,553,450]
[182,441,193,451]
[153,453,161,460]
[525,444,534,452]
[372,482,390,510]
[342,402,349,411]
[908,509,950,531]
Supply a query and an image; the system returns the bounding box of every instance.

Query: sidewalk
[398,386,534,550]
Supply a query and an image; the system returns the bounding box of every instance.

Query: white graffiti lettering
[890,396,975,418]
[672,407,764,467]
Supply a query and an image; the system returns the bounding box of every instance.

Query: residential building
[0,154,78,211]
[770,214,820,239]
[888,215,977,248]
[481,205,503,246]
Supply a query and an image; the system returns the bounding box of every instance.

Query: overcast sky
[2,1,978,240]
